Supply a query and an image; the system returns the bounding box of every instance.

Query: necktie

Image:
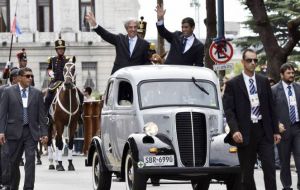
[22,89,29,125]
[181,37,187,53]
[249,79,261,117]
[129,38,134,56]
[287,86,296,124]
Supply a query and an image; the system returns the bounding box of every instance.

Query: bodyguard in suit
[0,67,48,190]
[223,49,281,190]
[272,63,300,190]
[155,3,204,66]
[0,68,19,188]
[85,12,150,74]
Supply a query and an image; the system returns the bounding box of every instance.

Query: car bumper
[136,166,240,177]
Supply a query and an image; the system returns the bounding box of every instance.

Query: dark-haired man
[0,67,48,190]
[155,3,204,66]
[223,49,281,190]
[272,63,300,190]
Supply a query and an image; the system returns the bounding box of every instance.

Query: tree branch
[246,0,281,56]
[283,16,300,56]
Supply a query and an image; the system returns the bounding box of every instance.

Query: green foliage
[236,0,300,57]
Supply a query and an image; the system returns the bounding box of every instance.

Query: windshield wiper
[192,77,209,95]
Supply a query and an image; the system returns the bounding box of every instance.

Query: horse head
[63,58,76,89]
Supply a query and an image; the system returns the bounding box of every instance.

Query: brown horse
[47,61,80,171]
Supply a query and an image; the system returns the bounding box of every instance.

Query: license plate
[143,155,175,166]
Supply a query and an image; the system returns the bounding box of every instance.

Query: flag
[11,15,22,36]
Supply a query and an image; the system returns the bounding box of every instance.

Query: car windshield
[139,80,219,109]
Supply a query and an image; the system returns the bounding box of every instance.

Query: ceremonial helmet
[137,16,147,38]
[55,37,66,49]
[16,48,27,61]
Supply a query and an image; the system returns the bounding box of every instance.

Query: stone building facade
[0,0,140,93]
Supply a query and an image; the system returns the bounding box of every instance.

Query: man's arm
[222,80,239,134]
[38,90,47,137]
[85,12,118,45]
[0,88,8,144]
[267,79,279,134]
[194,43,204,67]
[155,4,173,43]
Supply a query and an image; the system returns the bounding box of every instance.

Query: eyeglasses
[22,74,34,79]
[244,58,258,64]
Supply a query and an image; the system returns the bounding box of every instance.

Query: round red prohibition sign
[209,41,234,64]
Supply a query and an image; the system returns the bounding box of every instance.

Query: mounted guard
[44,37,83,122]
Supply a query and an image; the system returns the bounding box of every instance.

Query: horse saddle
[48,81,63,92]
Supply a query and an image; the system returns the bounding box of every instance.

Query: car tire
[92,151,112,190]
[191,177,210,190]
[125,150,147,190]
[225,173,241,190]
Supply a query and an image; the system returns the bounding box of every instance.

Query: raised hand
[85,12,97,27]
[155,4,166,21]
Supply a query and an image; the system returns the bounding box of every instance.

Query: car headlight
[209,115,219,136]
[144,122,158,136]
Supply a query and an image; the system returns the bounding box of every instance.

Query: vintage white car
[85,65,240,190]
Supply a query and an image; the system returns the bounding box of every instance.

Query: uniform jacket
[93,25,150,74]
[223,73,279,146]
[0,84,47,141]
[156,24,204,66]
[272,81,300,139]
[47,55,70,82]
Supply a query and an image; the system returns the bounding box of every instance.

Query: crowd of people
[0,2,298,190]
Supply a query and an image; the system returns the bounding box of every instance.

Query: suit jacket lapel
[237,74,249,98]
[278,81,288,108]
[131,37,141,57]
[292,82,300,114]
[125,36,130,56]
[14,85,23,105]
[27,86,34,106]
[255,75,262,95]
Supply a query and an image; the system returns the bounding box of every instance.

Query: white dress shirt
[19,83,29,108]
[242,71,261,120]
[128,36,137,56]
[282,81,299,122]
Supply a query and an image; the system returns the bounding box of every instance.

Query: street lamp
[190,0,200,39]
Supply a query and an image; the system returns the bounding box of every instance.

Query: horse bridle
[63,62,76,85]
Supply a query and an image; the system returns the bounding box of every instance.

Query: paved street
[18,155,298,190]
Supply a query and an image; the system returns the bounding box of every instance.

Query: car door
[101,80,116,167]
[110,80,139,167]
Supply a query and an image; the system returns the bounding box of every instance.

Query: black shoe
[49,164,55,170]
[36,159,42,165]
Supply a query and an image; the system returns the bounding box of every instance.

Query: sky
[138,0,252,40]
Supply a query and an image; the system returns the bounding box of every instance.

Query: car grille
[176,112,207,167]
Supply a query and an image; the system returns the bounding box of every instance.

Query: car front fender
[126,133,176,163]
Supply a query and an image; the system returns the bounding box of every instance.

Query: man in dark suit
[0,68,20,188]
[272,63,300,190]
[85,12,150,74]
[223,49,281,190]
[155,3,204,66]
[0,67,48,190]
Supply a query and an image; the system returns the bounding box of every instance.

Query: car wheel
[92,151,112,190]
[191,177,210,190]
[125,150,147,190]
[226,173,241,190]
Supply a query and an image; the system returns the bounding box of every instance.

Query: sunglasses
[22,74,34,79]
[244,58,258,64]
